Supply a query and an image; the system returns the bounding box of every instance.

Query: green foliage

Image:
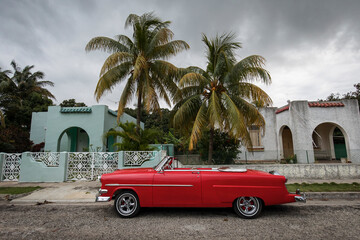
[0,186,41,194]
[283,154,297,164]
[124,106,171,133]
[162,129,191,155]
[0,61,54,152]
[0,61,54,130]
[322,83,360,109]
[0,125,33,152]
[60,99,87,107]
[286,182,360,192]
[197,129,241,164]
[106,122,159,151]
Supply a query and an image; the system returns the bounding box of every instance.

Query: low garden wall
[185,164,360,179]
[0,151,163,182]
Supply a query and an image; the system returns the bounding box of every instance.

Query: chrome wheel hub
[237,197,258,216]
[117,193,137,216]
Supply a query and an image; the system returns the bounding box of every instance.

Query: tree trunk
[208,128,214,165]
[136,87,142,134]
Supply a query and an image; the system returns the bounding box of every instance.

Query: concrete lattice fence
[1,151,359,182]
[0,151,163,182]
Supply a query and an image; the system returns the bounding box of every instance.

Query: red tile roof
[275,105,289,114]
[275,102,345,114]
[308,102,344,108]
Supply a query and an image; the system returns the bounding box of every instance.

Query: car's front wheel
[233,196,262,219]
[114,191,140,218]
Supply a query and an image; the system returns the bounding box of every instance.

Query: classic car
[96,156,306,218]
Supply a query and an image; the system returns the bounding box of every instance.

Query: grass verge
[0,187,42,195]
[286,182,360,192]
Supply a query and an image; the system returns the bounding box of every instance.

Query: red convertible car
[96,156,306,218]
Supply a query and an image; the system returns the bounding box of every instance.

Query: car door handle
[192,171,199,174]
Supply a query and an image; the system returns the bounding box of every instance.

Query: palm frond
[95,62,132,101]
[114,35,134,49]
[100,52,133,77]
[85,37,129,53]
[149,28,174,49]
[0,110,5,128]
[143,73,160,112]
[232,82,272,106]
[116,77,136,122]
[35,80,55,87]
[132,55,147,81]
[221,92,249,140]
[189,103,207,150]
[229,55,271,84]
[179,72,208,88]
[172,94,202,128]
[207,91,222,129]
[231,95,266,127]
[152,40,189,59]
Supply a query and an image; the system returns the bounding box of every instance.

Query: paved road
[0,201,359,240]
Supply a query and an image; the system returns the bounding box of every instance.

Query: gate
[2,153,21,181]
[66,151,159,180]
[66,152,118,180]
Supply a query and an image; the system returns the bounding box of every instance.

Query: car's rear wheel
[114,191,140,218]
[233,196,262,219]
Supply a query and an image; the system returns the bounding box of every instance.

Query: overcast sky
[1,0,360,110]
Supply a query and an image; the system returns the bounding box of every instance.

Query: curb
[306,192,360,200]
[10,199,96,204]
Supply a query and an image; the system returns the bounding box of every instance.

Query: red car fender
[111,186,153,207]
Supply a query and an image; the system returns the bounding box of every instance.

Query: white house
[238,99,360,164]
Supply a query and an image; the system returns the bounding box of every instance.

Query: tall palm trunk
[136,87,142,133]
[208,128,214,164]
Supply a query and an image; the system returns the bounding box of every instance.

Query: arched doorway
[280,126,294,159]
[333,127,347,160]
[106,128,117,152]
[58,127,90,152]
[312,123,348,162]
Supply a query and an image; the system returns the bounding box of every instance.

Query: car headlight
[98,188,108,194]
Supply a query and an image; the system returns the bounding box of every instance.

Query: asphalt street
[0,201,359,240]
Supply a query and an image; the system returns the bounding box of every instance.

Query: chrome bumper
[295,194,306,203]
[95,194,110,202]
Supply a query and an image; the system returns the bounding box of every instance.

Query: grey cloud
[1,0,360,108]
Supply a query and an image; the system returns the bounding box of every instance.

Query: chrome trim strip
[105,184,193,187]
[95,196,111,202]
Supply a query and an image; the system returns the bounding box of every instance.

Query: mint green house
[30,105,143,152]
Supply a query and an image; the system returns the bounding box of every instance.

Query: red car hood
[112,167,155,174]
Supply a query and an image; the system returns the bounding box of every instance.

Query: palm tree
[86,12,189,130]
[11,61,55,101]
[105,122,158,151]
[0,61,55,105]
[172,33,272,164]
[0,67,11,128]
[0,61,55,128]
